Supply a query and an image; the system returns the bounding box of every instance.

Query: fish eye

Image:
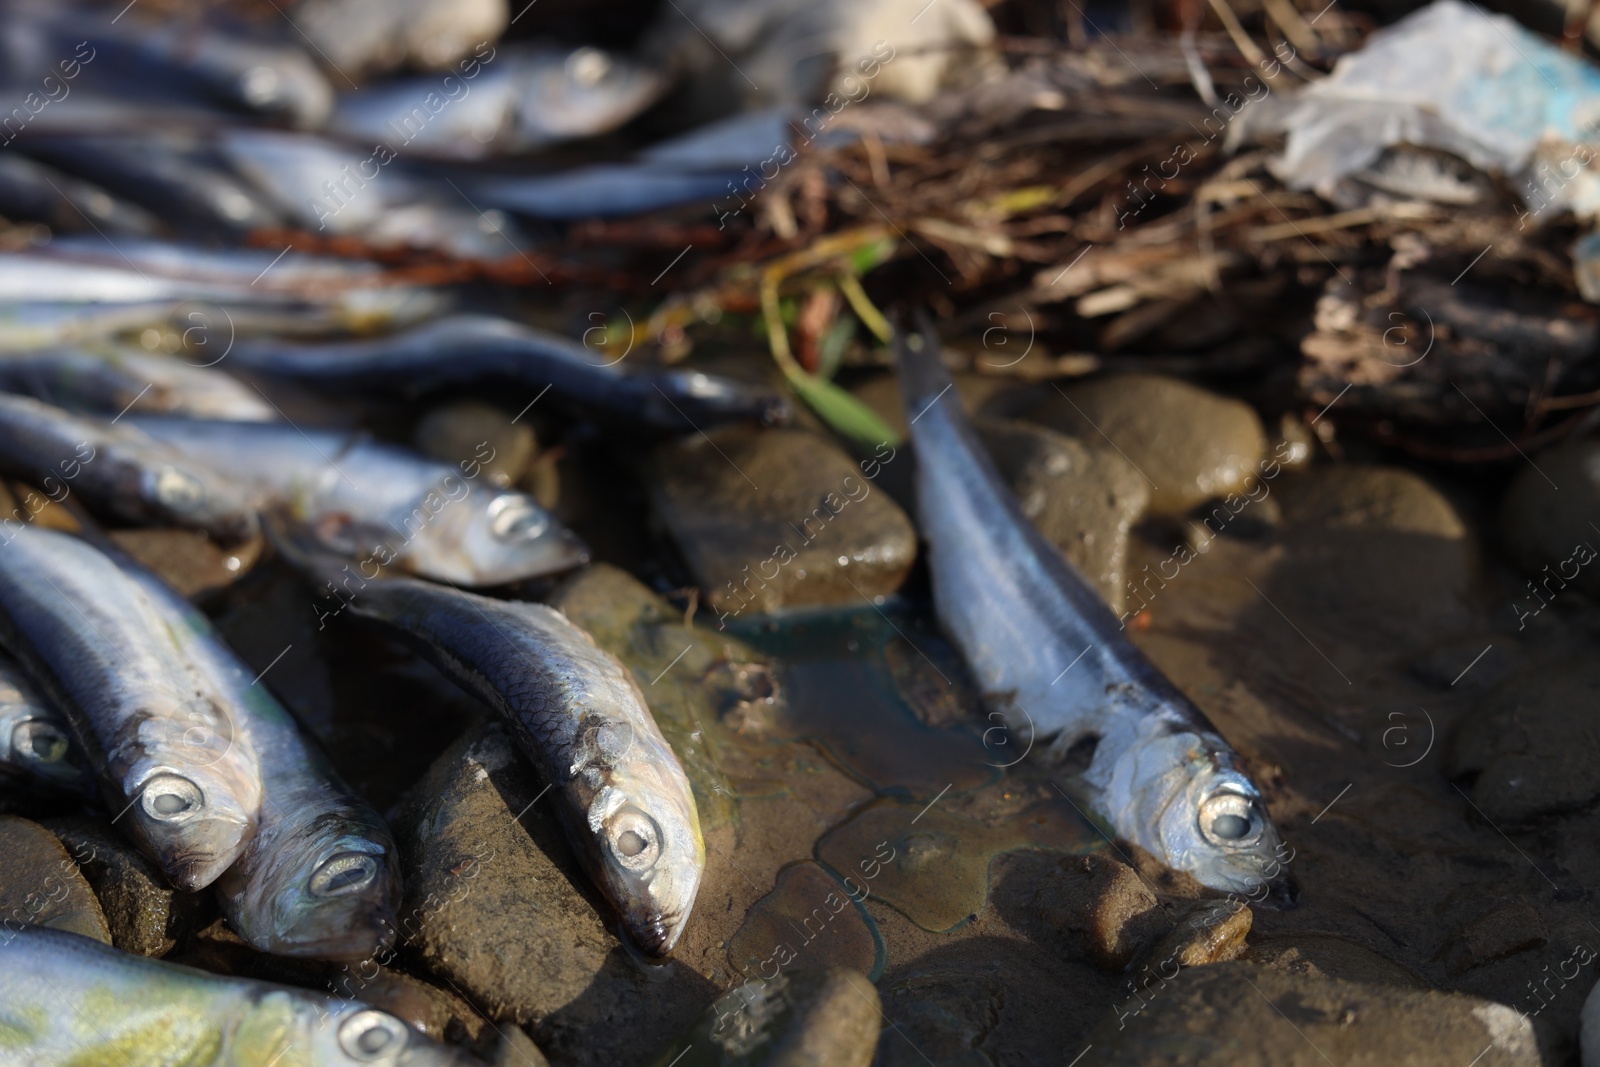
[309,852,380,898]
[148,466,205,511]
[608,808,662,872]
[12,718,69,764]
[487,494,549,542]
[566,47,611,87]
[336,1009,408,1061]
[140,773,203,822]
[1198,791,1262,847]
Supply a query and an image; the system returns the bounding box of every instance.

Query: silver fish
[0,346,277,421]
[0,299,443,355]
[897,319,1291,899]
[108,558,399,961]
[0,154,160,235]
[0,238,449,325]
[225,313,792,430]
[330,574,704,955]
[130,417,588,587]
[0,925,474,1066]
[0,649,88,795]
[24,132,287,236]
[218,129,526,260]
[328,45,667,159]
[0,526,263,890]
[0,394,259,543]
[0,0,333,127]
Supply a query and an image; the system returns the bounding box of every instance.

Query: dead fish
[0,154,160,235]
[0,0,332,127]
[897,317,1292,900]
[129,416,588,586]
[0,238,450,327]
[0,526,263,890]
[22,132,286,236]
[105,557,398,962]
[0,347,277,421]
[321,572,704,955]
[217,128,525,259]
[328,44,667,159]
[0,394,259,543]
[0,925,475,1066]
[224,313,792,429]
[0,649,88,796]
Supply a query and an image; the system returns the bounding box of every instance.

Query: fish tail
[895,310,957,424]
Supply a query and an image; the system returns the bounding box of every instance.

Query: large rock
[0,814,110,943]
[1085,961,1554,1065]
[393,721,716,1065]
[1501,441,1600,597]
[45,817,205,957]
[993,851,1166,971]
[650,428,916,618]
[1447,660,1600,824]
[1271,464,1476,643]
[414,400,536,489]
[1020,374,1267,516]
[975,419,1148,612]
[651,967,882,1067]
[552,563,775,830]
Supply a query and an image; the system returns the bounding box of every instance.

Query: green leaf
[815,313,857,382]
[847,237,898,275]
[782,365,903,450]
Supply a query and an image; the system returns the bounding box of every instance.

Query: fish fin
[895,309,958,420]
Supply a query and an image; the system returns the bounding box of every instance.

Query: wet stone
[817,797,1100,933]
[726,861,883,982]
[1441,899,1548,975]
[392,720,715,1064]
[328,964,549,1065]
[1447,660,1600,824]
[109,528,259,598]
[553,562,769,828]
[1020,373,1266,516]
[995,851,1166,971]
[650,428,915,617]
[1086,961,1554,1065]
[1149,898,1252,969]
[1501,441,1600,597]
[974,418,1148,612]
[414,399,536,488]
[1273,463,1476,643]
[44,816,206,957]
[0,814,111,944]
[650,966,881,1067]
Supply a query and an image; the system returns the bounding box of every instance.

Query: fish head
[588,759,706,957]
[140,461,260,543]
[1095,716,1290,901]
[404,486,588,586]
[245,816,400,962]
[0,708,88,793]
[515,47,667,144]
[1141,736,1291,900]
[128,762,260,890]
[310,1001,475,1066]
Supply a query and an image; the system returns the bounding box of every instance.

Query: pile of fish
[0,1,1307,1064]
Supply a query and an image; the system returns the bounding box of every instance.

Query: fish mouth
[627,911,684,958]
[1254,870,1300,910]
